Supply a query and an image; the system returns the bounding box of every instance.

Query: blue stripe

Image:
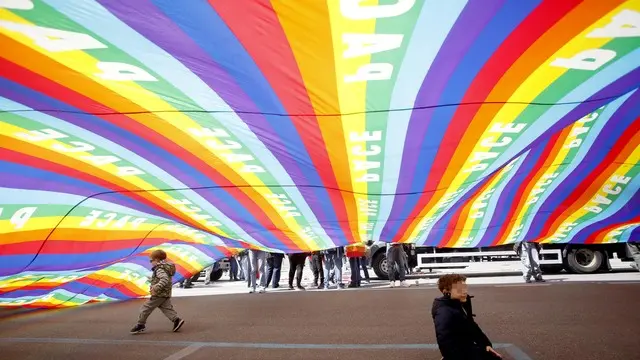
[375,0,468,241]
[0,79,282,248]
[477,144,548,247]
[151,0,345,243]
[383,0,537,239]
[569,185,640,243]
[524,93,640,239]
[45,0,335,248]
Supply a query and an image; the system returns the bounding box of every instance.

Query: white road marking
[163,344,203,360]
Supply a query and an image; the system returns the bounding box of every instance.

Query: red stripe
[438,170,501,247]
[490,131,564,246]
[438,208,464,248]
[208,0,355,243]
[0,238,178,255]
[0,147,201,227]
[541,118,640,238]
[494,127,573,245]
[585,216,640,244]
[78,277,143,298]
[0,59,298,251]
[393,0,586,241]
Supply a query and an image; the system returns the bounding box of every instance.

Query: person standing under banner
[359,244,371,284]
[248,249,267,293]
[627,241,640,271]
[287,252,308,290]
[346,242,366,288]
[322,246,345,290]
[514,241,545,283]
[265,252,284,289]
[387,242,410,288]
[310,251,325,289]
[228,255,239,281]
[203,261,219,286]
[236,250,248,282]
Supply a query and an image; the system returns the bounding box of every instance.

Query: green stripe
[360,2,424,241]
[15,3,324,244]
[1,114,171,190]
[513,106,607,233]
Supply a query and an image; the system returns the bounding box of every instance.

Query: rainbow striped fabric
[1,0,639,308]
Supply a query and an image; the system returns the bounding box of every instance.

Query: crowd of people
[222,242,413,293]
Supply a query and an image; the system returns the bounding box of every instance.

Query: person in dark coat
[310,251,325,288]
[431,274,502,360]
[265,252,284,288]
[287,252,308,290]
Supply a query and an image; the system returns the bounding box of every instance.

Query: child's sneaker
[130,324,145,334]
[172,318,185,332]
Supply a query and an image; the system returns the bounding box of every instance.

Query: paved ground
[174,265,640,297]
[1,280,639,360]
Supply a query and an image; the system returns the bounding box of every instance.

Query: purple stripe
[522,86,640,240]
[572,191,640,244]
[1,87,281,248]
[383,0,504,235]
[98,0,333,232]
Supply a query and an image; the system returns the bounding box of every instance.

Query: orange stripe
[272,0,359,242]
[542,134,639,238]
[443,172,499,247]
[495,127,573,244]
[1,136,206,229]
[1,38,308,246]
[398,0,621,241]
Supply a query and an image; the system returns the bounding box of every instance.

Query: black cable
[0,95,628,116]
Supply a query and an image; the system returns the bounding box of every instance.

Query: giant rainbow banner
[0,0,638,308]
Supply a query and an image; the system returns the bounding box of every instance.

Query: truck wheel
[210,268,224,282]
[372,252,389,280]
[566,248,603,274]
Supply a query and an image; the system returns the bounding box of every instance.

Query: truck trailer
[367,241,637,280]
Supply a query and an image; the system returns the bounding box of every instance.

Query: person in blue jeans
[359,256,370,283]
[248,249,267,293]
[265,252,284,288]
[203,261,220,285]
[322,247,345,290]
[228,256,239,281]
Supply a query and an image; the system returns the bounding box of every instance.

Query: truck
[367,241,637,279]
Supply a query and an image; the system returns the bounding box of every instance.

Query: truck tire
[210,268,224,282]
[372,252,389,280]
[566,248,603,274]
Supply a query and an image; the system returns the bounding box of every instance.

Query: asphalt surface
[1,282,639,360]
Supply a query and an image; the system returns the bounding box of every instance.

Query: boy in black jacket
[431,274,501,360]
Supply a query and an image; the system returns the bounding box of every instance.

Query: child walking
[130,249,185,334]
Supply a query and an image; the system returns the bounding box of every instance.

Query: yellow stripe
[1,122,231,237]
[0,11,318,249]
[541,146,639,243]
[406,3,636,241]
[502,124,583,242]
[454,163,513,246]
[601,222,640,243]
[327,1,377,241]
